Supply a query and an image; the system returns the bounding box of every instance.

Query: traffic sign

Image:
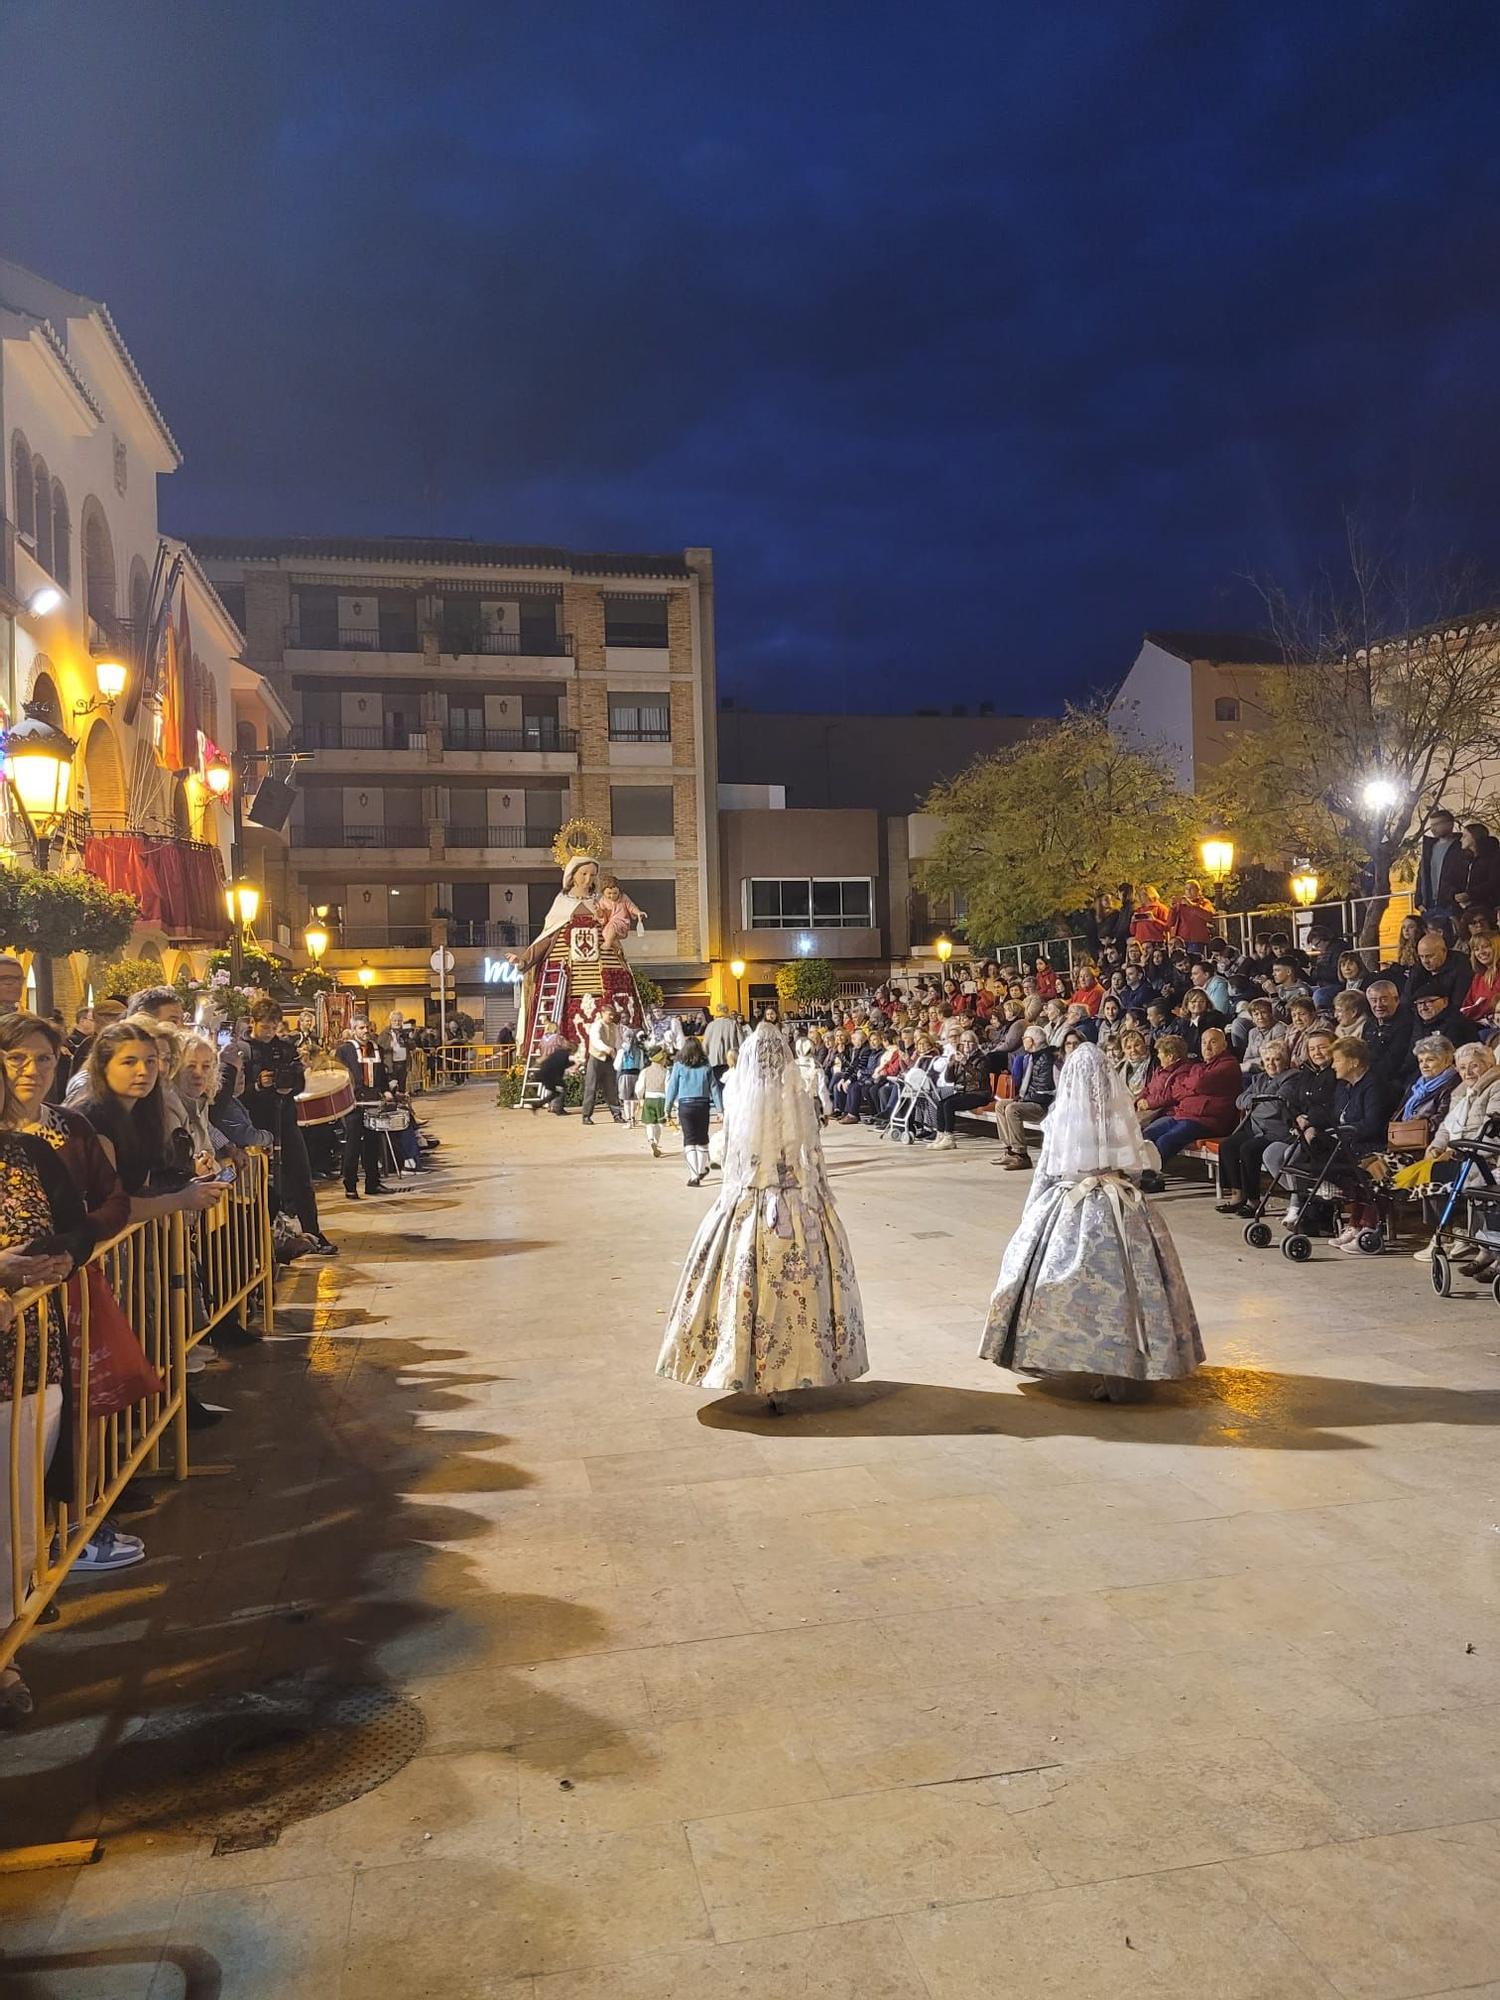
[429,948,455,973]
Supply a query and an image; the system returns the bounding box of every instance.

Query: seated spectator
[1414,929,1471,1010]
[1094,994,1125,1050]
[1239,998,1287,1071]
[1138,1027,1241,1187]
[1461,932,1500,1024]
[929,1031,994,1151]
[1409,982,1480,1054]
[0,1013,131,1249]
[1305,929,1346,1009]
[995,1026,1058,1169]
[1215,1038,1297,1214]
[1416,1041,1500,1270]
[1364,980,1415,1090]
[1331,988,1372,1040]
[125,984,187,1028]
[1283,995,1328,1067]
[1112,1026,1153,1098]
[1263,1029,1338,1214]
[1390,1034,1459,1148]
[1143,998,1176,1047]
[1268,960,1312,1006]
[1327,1037,1389,1252]
[1178,987,1225,1056]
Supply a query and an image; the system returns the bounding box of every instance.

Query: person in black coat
[1215,1040,1298,1212]
[1363,981,1416,1104]
[241,1001,333,1253]
[1416,808,1469,917]
[1407,985,1480,1060]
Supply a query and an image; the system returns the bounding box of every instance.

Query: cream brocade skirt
[657,1182,868,1393]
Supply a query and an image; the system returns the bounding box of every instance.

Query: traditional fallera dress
[980,1043,1203,1384]
[657,1027,868,1394]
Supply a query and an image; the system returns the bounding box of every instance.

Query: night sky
[4,1,1499,712]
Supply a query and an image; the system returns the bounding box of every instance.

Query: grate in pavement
[96,1677,426,1854]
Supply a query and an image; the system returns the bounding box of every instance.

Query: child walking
[616,1024,645,1127]
[638,1046,670,1156]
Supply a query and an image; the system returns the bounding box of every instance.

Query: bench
[1178,1138,1221,1189]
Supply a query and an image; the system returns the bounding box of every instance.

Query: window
[50,481,70,591]
[747,878,873,929]
[1214,696,1240,723]
[604,599,669,648]
[31,457,52,576]
[610,784,674,837]
[618,877,676,931]
[10,433,34,544]
[81,498,115,624]
[608,693,670,742]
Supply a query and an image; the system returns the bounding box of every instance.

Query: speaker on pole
[245,768,298,831]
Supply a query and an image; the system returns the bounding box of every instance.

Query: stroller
[883,1062,940,1145]
[1241,1129,1387,1262]
[1425,1116,1500,1299]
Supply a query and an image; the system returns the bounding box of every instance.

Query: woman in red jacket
[1140,1027,1242,1184]
[1461,933,1500,1025]
[1069,964,1106,1016]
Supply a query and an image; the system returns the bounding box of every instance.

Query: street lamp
[204,755,233,799]
[4,704,77,1016]
[304,920,330,964]
[1290,867,1320,910]
[935,935,954,967]
[729,956,745,1015]
[357,963,375,989]
[1199,834,1235,888]
[1363,777,1399,814]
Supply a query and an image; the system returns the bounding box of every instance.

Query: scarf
[1399,1066,1457,1121]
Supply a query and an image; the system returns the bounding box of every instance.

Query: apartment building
[193,537,719,1025]
[1106,631,1284,790]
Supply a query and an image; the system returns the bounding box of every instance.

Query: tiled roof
[0,260,180,464]
[1145,629,1280,665]
[0,308,105,422]
[188,535,692,579]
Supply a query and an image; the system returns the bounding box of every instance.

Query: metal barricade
[2,1154,275,1677]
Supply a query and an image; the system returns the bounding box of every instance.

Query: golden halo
[552,817,608,868]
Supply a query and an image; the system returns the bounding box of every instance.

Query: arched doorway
[82,719,128,827]
[27,660,63,726]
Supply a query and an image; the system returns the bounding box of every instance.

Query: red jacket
[1169,896,1216,946]
[1169,1051,1242,1133]
[1130,901,1171,945]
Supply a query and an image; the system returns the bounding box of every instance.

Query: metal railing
[445,727,578,754]
[607,725,672,743]
[87,612,138,660]
[3,1153,273,1674]
[298,823,428,850]
[442,824,559,850]
[436,629,574,657]
[284,625,421,653]
[447,919,536,948]
[293,724,427,752]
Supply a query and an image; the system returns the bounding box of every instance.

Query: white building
[1106,629,1283,791]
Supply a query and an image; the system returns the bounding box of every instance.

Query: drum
[365,1107,412,1133]
[296,1070,356,1127]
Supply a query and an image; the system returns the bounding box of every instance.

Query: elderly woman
[1331,988,1372,1040]
[1214,1037,1296,1215]
[1113,1026,1153,1099]
[1139,1026,1242,1191]
[1416,1040,1500,1272]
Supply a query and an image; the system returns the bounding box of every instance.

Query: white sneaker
[929,1132,957,1151]
[1412,1238,1435,1263]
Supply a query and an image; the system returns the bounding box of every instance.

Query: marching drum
[295,1069,356,1127]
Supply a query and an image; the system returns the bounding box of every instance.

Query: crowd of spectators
[1,971,439,1727]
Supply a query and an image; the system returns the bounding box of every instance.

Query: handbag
[1388,1117,1431,1150]
[66,1265,164,1418]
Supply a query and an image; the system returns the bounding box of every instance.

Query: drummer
[242,1000,337,1256]
[333,1023,390,1200]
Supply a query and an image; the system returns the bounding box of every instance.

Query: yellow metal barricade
[1,1152,275,1678]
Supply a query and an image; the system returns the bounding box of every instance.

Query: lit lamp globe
[304,921,330,962]
[1291,869,1320,910]
[95,658,128,704]
[729,957,746,980]
[357,964,376,989]
[935,935,954,966]
[1199,835,1235,883]
[5,704,76,833]
[224,876,261,928]
[1364,777,1399,814]
[204,755,233,798]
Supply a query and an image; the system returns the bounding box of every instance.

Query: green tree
[0,864,138,959]
[775,957,836,1007]
[634,972,664,1011]
[97,955,171,1001]
[1204,532,1500,944]
[920,708,1195,948]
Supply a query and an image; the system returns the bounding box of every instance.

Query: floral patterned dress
[981,1169,1203,1383]
[656,1152,868,1394]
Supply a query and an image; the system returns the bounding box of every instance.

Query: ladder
[518,960,567,1105]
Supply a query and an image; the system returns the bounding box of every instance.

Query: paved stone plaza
[6,1091,1500,1997]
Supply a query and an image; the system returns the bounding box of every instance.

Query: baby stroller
[1241,1130,1387,1262]
[1425,1117,1500,1299]
[883,1063,940,1145]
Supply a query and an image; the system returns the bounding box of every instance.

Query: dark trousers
[1217,1121,1276,1198]
[277,1118,321,1236]
[581,1056,621,1119]
[936,1088,991,1133]
[342,1108,384,1193]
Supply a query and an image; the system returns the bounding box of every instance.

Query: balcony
[294,723,428,752]
[436,628,573,658]
[447,919,537,948]
[446,725,577,754]
[88,612,139,661]
[81,826,228,941]
[285,624,420,653]
[299,823,429,851]
[442,824,559,853]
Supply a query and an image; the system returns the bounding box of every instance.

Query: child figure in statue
[657,1024,867,1409]
[980,1041,1203,1401]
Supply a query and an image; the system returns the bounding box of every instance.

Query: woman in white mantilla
[657,1024,867,1408]
[980,1041,1203,1401]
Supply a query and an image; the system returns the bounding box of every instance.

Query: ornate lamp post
[5,704,77,1014]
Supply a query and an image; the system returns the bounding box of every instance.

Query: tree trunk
[1357,844,1397,955]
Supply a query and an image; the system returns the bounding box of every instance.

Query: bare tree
[1204,524,1500,944]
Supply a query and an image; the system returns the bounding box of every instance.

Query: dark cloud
[4,0,1499,710]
